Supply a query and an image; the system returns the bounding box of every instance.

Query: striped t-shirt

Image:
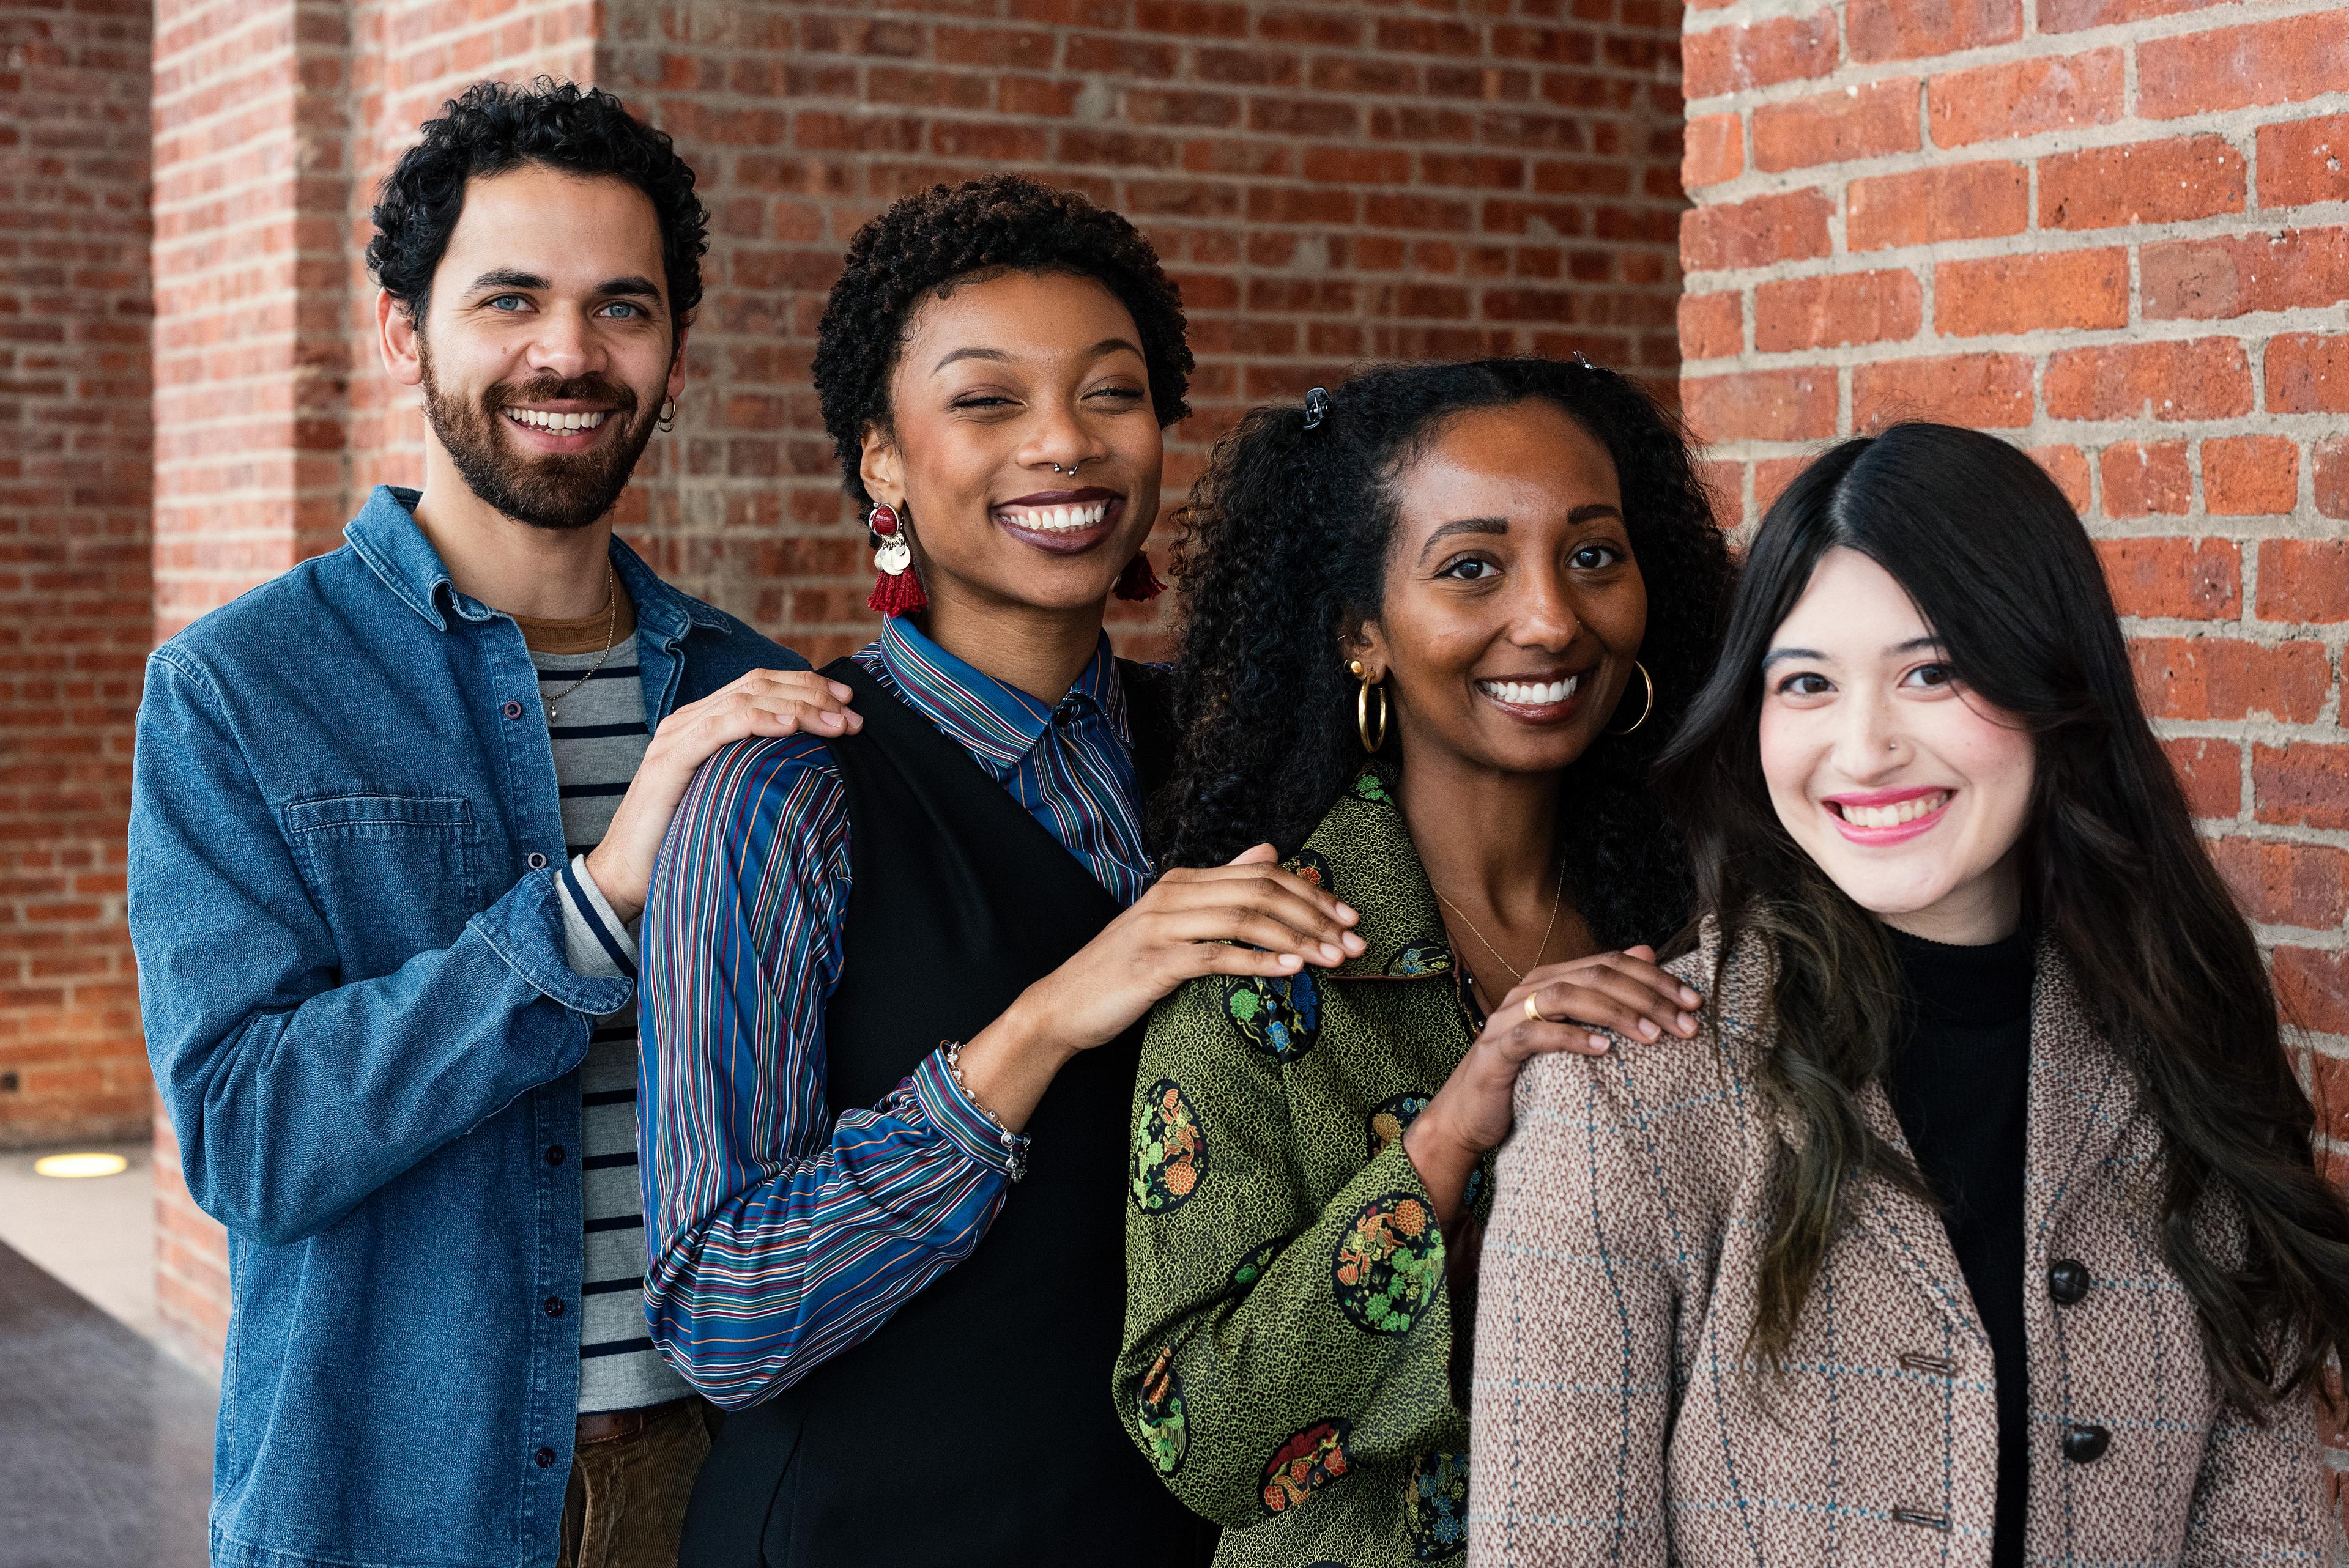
[520,592,692,1416]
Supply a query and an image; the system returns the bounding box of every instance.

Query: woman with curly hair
[1116,357,1736,1565]
[1473,424,2349,1566]
[641,176,1355,1566]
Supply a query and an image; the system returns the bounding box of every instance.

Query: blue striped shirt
[638,616,1150,1408]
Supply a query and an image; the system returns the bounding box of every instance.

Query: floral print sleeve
[1115,769,1485,1567]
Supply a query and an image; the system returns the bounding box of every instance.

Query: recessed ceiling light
[33,1152,129,1179]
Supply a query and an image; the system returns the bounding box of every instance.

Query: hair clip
[1572,352,1594,369]
[1302,386,1330,430]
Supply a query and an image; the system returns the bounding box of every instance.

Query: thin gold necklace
[1433,859,1567,1008]
[543,563,619,725]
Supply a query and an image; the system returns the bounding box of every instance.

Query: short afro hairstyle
[814,175,1193,508]
[367,78,708,329]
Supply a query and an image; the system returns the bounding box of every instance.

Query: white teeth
[1841,791,1950,828]
[1000,500,1111,532]
[505,409,609,432]
[1477,676,1580,706]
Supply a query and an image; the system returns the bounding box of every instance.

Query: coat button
[2048,1259,2091,1305]
[503,700,524,720]
[533,1446,557,1468]
[545,1146,565,1167]
[2063,1423,2111,1463]
[527,852,549,870]
[543,1296,565,1318]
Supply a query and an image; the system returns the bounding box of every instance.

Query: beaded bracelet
[943,1041,1027,1183]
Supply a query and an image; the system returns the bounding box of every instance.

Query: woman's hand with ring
[1508,946,1703,1054]
[1405,945,1704,1224]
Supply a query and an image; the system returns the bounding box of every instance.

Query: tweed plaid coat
[1470,926,2327,1567]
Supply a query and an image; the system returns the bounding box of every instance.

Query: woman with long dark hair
[639,176,1360,1567]
[1117,357,1736,1565]
[1472,422,2349,1566]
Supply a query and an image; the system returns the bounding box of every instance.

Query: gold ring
[1523,994,1545,1026]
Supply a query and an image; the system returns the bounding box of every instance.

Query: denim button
[502,700,524,720]
[543,1296,564,1318]
[545,1146,565,1167]
[534,1446,556,1468]
[527,852,549,870]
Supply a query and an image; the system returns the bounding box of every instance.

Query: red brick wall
[1679,0,2349,1539]
[0,0,152,1147]
[147,0,1691,1369]
[602,0,1692,664]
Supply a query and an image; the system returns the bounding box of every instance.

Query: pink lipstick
[1822,786,1953,846]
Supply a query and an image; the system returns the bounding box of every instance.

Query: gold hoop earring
[1349,659,1388,753]
[1608,660,1654,735]
[656,398,678,432]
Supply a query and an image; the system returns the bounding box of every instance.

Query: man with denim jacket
[127,81,858,1568]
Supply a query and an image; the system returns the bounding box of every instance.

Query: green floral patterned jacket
[1117,768,1492,1567]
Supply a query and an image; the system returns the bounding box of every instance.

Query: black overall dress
[678,656,1217,1568]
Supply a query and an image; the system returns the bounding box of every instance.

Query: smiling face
[395,163,685,531]
[1351,399,1647,778]
[859,268,1163,616]
[1757,546,2037,944]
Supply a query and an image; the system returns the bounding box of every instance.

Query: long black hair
[1157,357,1735,952]
[1658,421,2349,1402]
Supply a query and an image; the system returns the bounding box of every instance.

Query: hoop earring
[656,398,678,432]
[1608,660,1654,735]
[1349,659,1388,753]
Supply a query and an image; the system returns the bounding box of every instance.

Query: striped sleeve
[637,733,1022,1408]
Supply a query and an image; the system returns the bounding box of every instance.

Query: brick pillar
[0,0,154,1147]
[1679,0,2349,1537]
[147,0,357,1363]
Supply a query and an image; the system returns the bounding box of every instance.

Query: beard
[419,343,660,532]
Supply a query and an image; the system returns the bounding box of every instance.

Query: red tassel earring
[864,500,928,616]
[1113,550,1165,602]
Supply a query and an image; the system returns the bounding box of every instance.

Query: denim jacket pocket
[283,790,481,977]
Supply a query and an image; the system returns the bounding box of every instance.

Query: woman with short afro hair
[643,175,1347,1566]
[1117,357,1735,1565]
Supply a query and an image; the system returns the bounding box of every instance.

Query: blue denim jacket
[127,486,803,1568]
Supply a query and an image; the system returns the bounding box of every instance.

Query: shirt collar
[1298,764,1460,984]
[872,615,1130,779]
[344,484,727,647]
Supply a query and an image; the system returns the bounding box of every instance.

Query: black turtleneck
[1882,924,2035,1568]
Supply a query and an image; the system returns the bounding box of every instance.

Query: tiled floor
[0,1142,165,1347]
[0,1144,215,1566]
[0,1238,216,1565]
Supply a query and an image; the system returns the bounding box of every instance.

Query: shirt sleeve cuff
[911,1046,1030,1181]
[560,854,640,978]
[469,868,633,1019]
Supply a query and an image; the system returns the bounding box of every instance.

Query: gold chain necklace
[1432,859,1567,1009]
[543,563,620,725]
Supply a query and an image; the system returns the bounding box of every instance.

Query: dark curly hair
[814,174,1192,509]
[1157,358,1735,953]
[367,78,708,328]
